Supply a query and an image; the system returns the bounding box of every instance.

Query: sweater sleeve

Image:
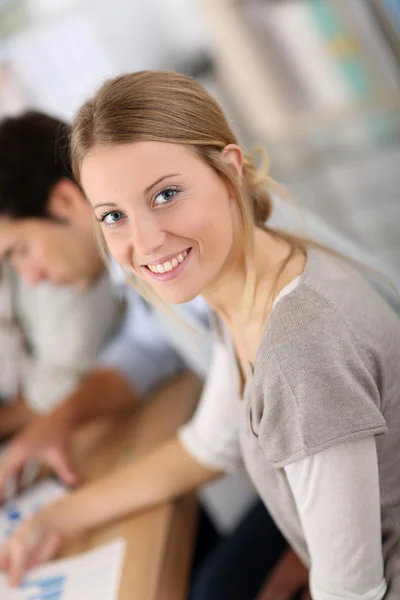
[285,437,387,600]
[249,291,387,468]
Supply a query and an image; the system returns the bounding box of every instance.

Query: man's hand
[0,398,35,440]
[0,412,78,500]
[0,370,138,501]
[256,547,310,600]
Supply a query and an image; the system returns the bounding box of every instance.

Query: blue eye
[101,210,123,225]
[154,187,179,206]
[100,211,125,226]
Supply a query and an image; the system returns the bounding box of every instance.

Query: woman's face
[81,141,243,304]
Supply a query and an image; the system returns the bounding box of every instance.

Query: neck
[203,228,293,328]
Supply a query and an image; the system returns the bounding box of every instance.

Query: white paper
[0,479,67,544]
[0,538,126,599]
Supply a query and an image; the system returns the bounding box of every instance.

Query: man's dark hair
[0,111,72,219]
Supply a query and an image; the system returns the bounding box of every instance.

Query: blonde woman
[1,72,400,600]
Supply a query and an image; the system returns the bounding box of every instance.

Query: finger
[8,538,27,587]
[4,476,17,503]
[20,460,40,490]
[46,449,78,487]
[27,531,62,568]
[1,468,25,505]
[0,542,10,571]
[0,449,27,500]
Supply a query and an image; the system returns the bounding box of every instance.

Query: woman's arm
[0,337,240,586]
[0,436,220,587]
[285,436,387,600]
[46,436,219,535]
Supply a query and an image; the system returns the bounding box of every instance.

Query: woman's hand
[0,510,64,588]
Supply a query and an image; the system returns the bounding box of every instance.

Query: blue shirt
[98,261,213,396]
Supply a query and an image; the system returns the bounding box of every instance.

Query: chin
[154,283,202,306]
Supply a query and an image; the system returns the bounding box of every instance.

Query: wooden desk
[58,372,202,600]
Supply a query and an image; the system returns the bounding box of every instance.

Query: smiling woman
[68,71,400,600]
[70,71,301,313]
[80,140,243,307]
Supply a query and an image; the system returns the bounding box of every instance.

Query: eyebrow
[92,173,181,210]
[93,202,117,210]
[145,173,181,194]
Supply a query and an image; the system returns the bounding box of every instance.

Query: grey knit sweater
[238,248,400,598]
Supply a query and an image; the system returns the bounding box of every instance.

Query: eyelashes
[153,185,181,206]
[96,210,125,226]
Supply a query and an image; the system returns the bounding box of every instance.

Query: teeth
[178,250,188,263]
[147,249,189,274]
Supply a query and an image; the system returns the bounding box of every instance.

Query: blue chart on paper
[0,479,67,546]
[0,538,125,600]
[4,505,25,539]
[21,575,66,600]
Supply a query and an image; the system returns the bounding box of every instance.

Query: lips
[145,249,189,274]
[142,247,192,282]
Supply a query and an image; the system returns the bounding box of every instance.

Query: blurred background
[0,0,399,273]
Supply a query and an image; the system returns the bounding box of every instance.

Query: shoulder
[249,280,387,467]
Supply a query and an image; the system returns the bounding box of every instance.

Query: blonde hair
[71,71,304,311]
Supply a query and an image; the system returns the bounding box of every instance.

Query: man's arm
[19,273,120,414]
[0,368,138,494]
[0,397,35,440]
[0,368,136,441]
[51,367,138,428]
[0,356,138,441]
[0,299,188,495]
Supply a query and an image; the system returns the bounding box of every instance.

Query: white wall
[2,0,208,119]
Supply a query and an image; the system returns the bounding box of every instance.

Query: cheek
[102,230,132,266]
[192,197,235,258]
[175,183,234,242]
[36,243,56,268]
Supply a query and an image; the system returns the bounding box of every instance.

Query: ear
[220,144,244,179]
[47,178,86,223]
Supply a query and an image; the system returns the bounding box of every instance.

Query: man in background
[0,110,210,486]
[0,112,120,443]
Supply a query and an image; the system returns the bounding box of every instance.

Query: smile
[146,249,189,273]
[142,248,192,281]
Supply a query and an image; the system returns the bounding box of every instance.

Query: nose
[19,266,46,286]
[131,211,167,259]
